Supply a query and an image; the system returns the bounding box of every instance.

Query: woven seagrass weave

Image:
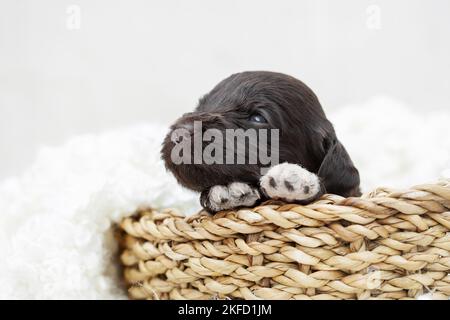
[118,179,450,300]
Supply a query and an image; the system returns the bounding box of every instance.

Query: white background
[1,0,449,180]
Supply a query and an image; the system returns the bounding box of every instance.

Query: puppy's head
[161,71,360,197]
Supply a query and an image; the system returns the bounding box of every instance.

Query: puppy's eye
[248,114,267,123]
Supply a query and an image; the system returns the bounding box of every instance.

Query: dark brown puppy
[161,71,360,213]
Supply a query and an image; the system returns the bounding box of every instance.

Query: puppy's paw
[200,182,260,213]
[260,163,321,202]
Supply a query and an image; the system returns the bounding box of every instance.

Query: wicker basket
[118,179,450,300]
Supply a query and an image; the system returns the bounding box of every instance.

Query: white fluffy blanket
[0,96,449,299]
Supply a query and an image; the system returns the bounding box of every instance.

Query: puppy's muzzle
[161,111,230,192]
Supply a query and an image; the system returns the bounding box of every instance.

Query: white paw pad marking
[260,163,321,201]
[208,182,260,211]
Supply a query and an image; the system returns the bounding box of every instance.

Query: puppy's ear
[317,137,361,197]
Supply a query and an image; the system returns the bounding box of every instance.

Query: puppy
[161,71,361,213]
